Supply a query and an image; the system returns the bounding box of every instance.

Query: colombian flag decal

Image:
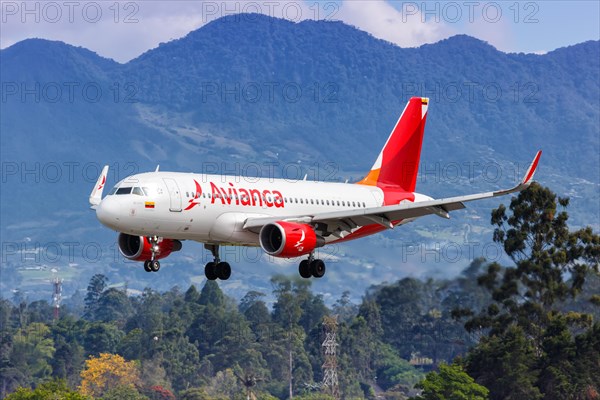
[145,202,155,209]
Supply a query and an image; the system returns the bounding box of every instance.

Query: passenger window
[337,201,340,206]
[132,187,144,196]
[352,202,356,207]
[326,200,330,206]
[363,202,366,207]
[116,187,132,195]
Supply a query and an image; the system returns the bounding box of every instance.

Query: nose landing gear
[144,236,161,272]
[204,244,231,281]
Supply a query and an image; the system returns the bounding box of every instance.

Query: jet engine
[259,221,323,258]
[118,233,182,261]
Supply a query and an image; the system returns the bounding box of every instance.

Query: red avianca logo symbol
[183,180,286,210]
[184,180,203,211]
[97,176,106,191]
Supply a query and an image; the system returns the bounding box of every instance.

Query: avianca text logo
[184,180,203,211]
[210,182,285,208]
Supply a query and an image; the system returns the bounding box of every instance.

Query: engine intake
[259,221,322,258]
[118,233,182,261]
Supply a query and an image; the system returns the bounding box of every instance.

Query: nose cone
[96,196,122,230]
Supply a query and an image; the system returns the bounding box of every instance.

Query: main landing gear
[144,236,161,273]
[204,244,231,281]
[299,253,326,279]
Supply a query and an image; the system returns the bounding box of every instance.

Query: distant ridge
[0,14,598,298]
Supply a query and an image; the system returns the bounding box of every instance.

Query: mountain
[1,14,599,302]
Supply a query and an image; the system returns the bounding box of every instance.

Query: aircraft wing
[243,151,541,233]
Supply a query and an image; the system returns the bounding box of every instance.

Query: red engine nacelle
[118,233,182,261]
[259,221,321,258]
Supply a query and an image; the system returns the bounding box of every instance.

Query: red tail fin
[357,97,428,192]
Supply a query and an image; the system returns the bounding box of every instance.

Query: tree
[11,322,55,387]
[411,363,489,400]
[465,326,541,400]
[101,384,148,400]
[84,274,108,320]
[332,291,358,322]
[79,353,141,397]
[457,184,600,399]
[184,285,200,303]
[468,183,600,339]
[95,288,133,326]
[83,322,123,356]
[4,379,88,400]
[240,292,271,331]
[198,281,224,307]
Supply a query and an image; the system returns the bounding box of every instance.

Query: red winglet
[522,150,542,185]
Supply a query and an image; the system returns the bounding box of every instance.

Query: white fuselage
[95,171,431,246]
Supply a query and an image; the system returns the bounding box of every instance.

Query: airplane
[89,97,541,280]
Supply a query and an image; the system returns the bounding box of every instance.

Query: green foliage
[84,274,108,320]
[2,215,598,399]
[295,393,337,400]
[465,326,541,400]
[95,288,133,326]
[460,184,600,400]
[11,322,55,386]
[475,184,600,336]
[411,363,488,400]
[4,379,88,400]
[197,280,224,307]
[178,387,211,400]
[101,384,148,400]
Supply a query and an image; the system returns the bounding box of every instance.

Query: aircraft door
[163,178,182,212]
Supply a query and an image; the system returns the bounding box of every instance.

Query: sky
[1,0,599,63]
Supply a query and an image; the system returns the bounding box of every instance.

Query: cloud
[0,1,209,62]
[336,0,451,47]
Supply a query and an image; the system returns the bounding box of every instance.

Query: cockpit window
[108,187,118,195]
[132,187,144,196]
[116,187,132,195]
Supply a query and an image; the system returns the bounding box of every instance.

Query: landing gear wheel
[299,260,311,278]
[150,260,160,272]
[310,259,326,278]
[205,262,218,281]
[216,262,231,280]
[144,260,152,272]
